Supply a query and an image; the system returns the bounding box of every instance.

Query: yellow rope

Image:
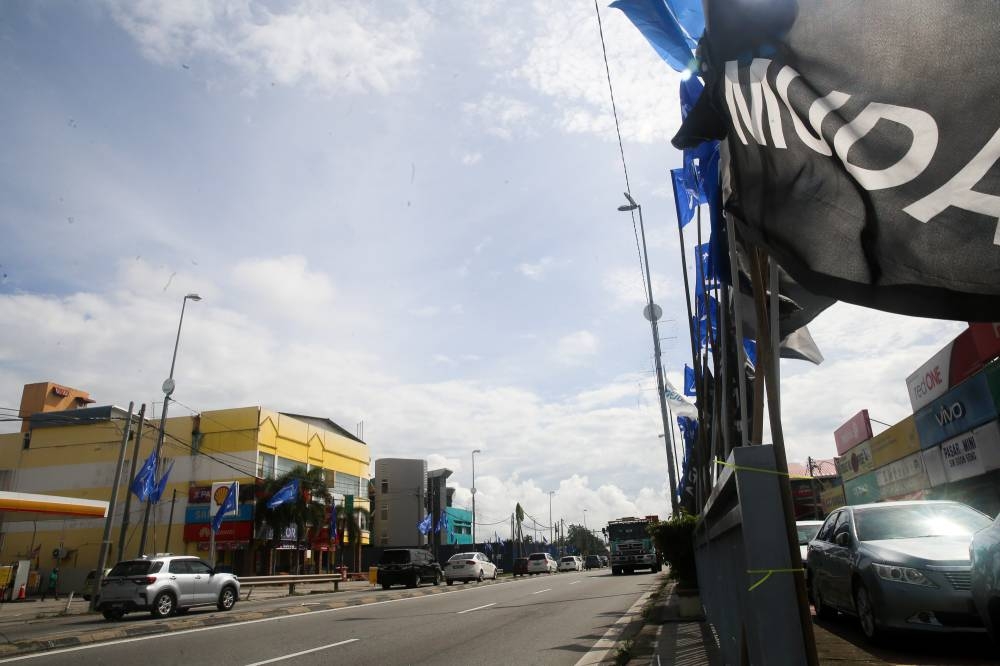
[746,568,804,591]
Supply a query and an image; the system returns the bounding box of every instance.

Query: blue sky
[0,1,964,534]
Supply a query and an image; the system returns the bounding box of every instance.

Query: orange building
[17,382,94,432]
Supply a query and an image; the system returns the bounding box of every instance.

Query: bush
[649,513,699,588]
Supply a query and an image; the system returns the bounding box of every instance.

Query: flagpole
[164,489,177,554]
[119,404,145,558]
[91,402,134,612]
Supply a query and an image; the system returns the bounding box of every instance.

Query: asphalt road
[0,570,656,665]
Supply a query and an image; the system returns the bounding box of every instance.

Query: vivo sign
[915,373,999,449]
[907,323,1000,411]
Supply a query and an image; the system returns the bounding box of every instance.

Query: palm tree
[255,465,329,574]
[335,502,371,572]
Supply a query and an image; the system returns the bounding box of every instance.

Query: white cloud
[105,0,430,94]
[602,267,674,310]
[230,255,334,321]
[517,256,554,280]
[461,152,483,166]
[463,93,537,141]
[555,330,599,366]
[410,305,440,318]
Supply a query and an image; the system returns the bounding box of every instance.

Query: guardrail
[237,574,343,599]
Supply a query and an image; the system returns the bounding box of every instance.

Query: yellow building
[0,390,370,590]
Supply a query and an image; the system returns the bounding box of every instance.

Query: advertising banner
[870,416,920,468]
[922,446,947,487]
[183,521,252,543]
[835,440,874,482]
[876,452,929,499]
[844,471,881,506]
[185,503,253,524]
[834,410,873,456]
[914,372,998,449]
[820,485,845,514]
[973,419,1000,471]
[189,484,255,504]
[941,430,985,482]
[907,323,1000,411]
[210,482,240,519]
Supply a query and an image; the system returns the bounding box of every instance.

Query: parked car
[971,509,1000,643]
[444,552,497,585]
[807,500,992,641]
[512,557,529,577]
[377,548,442,589]
[584,555,602,570]
[526,552,557,575]
[600,555,610,567]
[796,520,824,563]
[81,568,111,601]
[96,555,239,620]
[558,556,583,572]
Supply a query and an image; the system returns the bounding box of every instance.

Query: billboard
[844,472,880,506]
[907,323,1000,412]
[835,440,874,482]
[940,420,1000,483]
[183,521,252,543]
[870,417,920,468]
[834,410,873,456]
[914,372,999,449]
[875,452,929,499]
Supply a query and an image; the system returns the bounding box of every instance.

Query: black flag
[675,0,1000,320]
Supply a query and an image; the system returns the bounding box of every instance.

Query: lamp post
[471,449,481,547]
[548,491,555,547]
[138,293,201,557]
[618,194,680,516]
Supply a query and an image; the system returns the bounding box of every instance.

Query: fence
[694,445,807,665]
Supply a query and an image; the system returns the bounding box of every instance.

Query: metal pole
[119,404,145,558]
[91,402,134,611]
[164,489,177,553]
[471,449,480,547]
[548,491,554,546]
[637,204,680,515]
[726,214,750,447]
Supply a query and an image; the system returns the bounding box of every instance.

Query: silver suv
[97,555,240,620]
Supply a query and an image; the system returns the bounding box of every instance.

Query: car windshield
[608,523,647,540]
[854,503,992,541]
[796,524,822,545]
[448,553,476,562]
[529,553,547,560]
[108,561,152,577]
[381,551,411,564]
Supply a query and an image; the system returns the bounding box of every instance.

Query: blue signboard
[915,372,999,450]
[185,503,254,524]
[844,471,881,506]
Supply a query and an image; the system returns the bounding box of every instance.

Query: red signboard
[907,323,1000,411]
[183,521,253,543]
[834,410,873,456]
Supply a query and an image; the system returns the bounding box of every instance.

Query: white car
[444,552,497,584]
[558,556,583,572]
[526,552,557,575]
[796,520,824,563]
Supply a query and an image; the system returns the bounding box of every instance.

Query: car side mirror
[834,532,851,547]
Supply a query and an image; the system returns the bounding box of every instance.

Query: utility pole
[548,491,555,546]
[92,402,133,611]
[119,404,146,558]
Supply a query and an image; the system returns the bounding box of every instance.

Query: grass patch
[614,638,634,665]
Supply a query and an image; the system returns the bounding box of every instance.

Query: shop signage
[819,485,845,513]
[870,416,920,468]
[185,503,253,524]
[940,430,983,482]
[183,521,252,542]
[876,452,929,499]
[914,372,998,449]
[257,524,298,542]
[189,484,256,504]
[907,323,1000,411]
[835,440,874,482]
[921,446,947,487]
[834,410,873,456]
[844,471,880,506]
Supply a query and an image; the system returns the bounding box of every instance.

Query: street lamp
[471,449,481,546]
[138,293,202,556]
[617,194,680,516]
[583,508,588,531]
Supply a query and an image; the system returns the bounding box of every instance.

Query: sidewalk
[623,577,721,666]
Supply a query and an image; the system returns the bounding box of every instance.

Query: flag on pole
[435,510,449,534]
[211,482,237,533]
[663,375,698,418]
[149,460,174,503]
[417,513,433,535]
[130,450,158,501]
[684,365,696,396]
[267,479,300,510]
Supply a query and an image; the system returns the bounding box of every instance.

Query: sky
[0,0,966,539]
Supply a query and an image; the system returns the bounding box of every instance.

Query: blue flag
[130,450,158,502]
[329,499,338,539]
[266,479,299,510]
[211,482,238,533]
[693,294,719,348]
[671,167,699,229]
[684,365,696,396]
[417,512,433,535]
[610,0,703,73]
[676,416,699,500]
[435,510,449,534]
[149,460,174,503]
[743,338,758,367]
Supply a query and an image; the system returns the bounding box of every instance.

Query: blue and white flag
[149,460,174,504]
[266,479,299,510]
[743,338,758,368]
[683,365,696,396]
[417,512,433,535]
[130,450,158,502]
[211,481,238,533]
[435,511,449,534]
[610,0,703,73]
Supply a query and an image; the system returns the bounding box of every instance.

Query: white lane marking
[0,582,510,663]
[456,602,496,615]
[569,581,581,585]
[532,588,551,595]
[244,639,358,666]
[574,586,655,666]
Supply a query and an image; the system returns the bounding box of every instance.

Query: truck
[606,516,661,575]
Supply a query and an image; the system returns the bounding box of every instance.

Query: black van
[377,549,443,589]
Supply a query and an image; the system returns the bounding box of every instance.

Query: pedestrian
[41,567,58,601]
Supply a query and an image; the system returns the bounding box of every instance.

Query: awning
[0,491,109,521]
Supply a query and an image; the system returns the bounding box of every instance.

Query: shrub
[649,512,699,588]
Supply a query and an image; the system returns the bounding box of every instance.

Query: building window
[380,533,389,546]
[381,479,389,494]
[257,452,275,479]
[275,456,299,478]
[333,472,360,497]
[380,506,388,521]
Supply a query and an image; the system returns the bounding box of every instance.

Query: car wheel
[433,571,441,586]
[477,569,484,583]
[406,572,418,588]
[151,592,175,619]
[446,579,454,586]
[492,569,498,580]
[811,579,836,620]
[217,586,237,611]
[854,583,880,641]
[381,583,391,590]
[102,609,124,621]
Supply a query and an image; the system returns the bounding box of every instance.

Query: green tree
[567,524,608,556]
[335,501,371,572]
[255,465,329,574]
